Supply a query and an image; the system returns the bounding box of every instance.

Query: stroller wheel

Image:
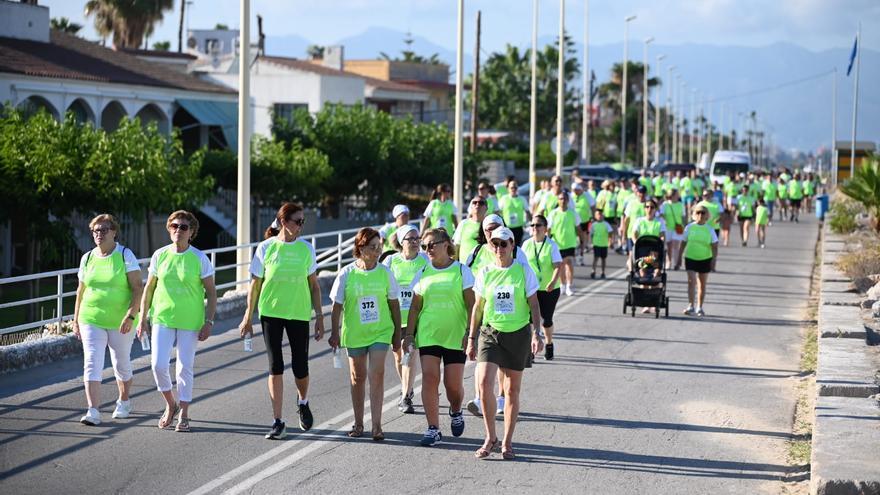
[655,306,660,319]
[631,304,636,317]
[665,297,670,317]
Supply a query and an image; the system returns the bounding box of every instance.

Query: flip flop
[501,448,516,460]
[158,403,178,429]
[348,424,364,438]
[175,416,190,432]
[372,429,385,442]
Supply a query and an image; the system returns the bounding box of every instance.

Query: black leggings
[536,288,561,328]
[261,316,310,378]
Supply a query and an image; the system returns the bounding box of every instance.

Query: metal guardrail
[0,220,414,336]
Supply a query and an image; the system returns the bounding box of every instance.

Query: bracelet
[205,319,214,325]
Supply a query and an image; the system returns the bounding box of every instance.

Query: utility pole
[453,0,464,218]
[695,91,702,163]
[236,0,251,285]
[831,67,838,187]
[641,37,654,168]
[850,23,861,178]
[689,89,696,163]
[621,15,637,164]
[581,0,589,165]
[528,0,538,202]
[555,0,565,176]
[469,10,481,154]
[653,54,665,166]
[665,65,675,163]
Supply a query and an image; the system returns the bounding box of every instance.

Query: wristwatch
[205,319,214,325]
[127,314,136,321]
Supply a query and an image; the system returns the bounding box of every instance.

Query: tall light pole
[850,22,861,179]
[695,91,702,164]
[641,36,654,168]
[678,80,686,162]
[453,0,465,218]
[719,102,725,150]
[664,64,675,163]
[689,88,696,163]
[831,67,837,187]
[529,0,538,201]
[620,14,637,164]
[236,0,251,285]
[653,54,665,166]
[555,0,565,176]
[581,0,590,165]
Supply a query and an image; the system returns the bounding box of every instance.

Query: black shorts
[593,246,608,259]
[606,217,619,227]
[738,215,753,222]
[260,316,310,378]
[418,345,467,365]
[790,198,802,207]
[579,222,591,233]
[685,257,713,274]
[536,288,561,328]
[559,247,576,258]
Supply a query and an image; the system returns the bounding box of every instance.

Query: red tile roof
[0,31,234,94]
[259,56,362,79]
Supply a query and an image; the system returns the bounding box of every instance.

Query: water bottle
[140,332,151,351]
[332,348,344,369]
[243,335,253,352]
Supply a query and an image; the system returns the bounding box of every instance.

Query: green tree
[85,0,174,49]
[50,17,83,34]
[152,40,171,51]
[840,154,880,231]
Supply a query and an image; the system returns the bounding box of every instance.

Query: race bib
[437,216,447,228]
[509,212,519,225]
[358,296,379,324]
[399,289,413,311]
[494,285,515,315]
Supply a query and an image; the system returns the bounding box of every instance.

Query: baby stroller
[623,235,669,318]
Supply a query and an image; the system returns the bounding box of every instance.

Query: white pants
[151,325,199,403]
[80,324,135,383]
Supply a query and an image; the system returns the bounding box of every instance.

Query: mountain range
[265,27,879,153]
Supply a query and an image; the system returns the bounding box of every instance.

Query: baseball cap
[490,227,514,242]
[637,186,648,194]
[392,204,410,219]
[571,182,584,191]
[482,214,504,229]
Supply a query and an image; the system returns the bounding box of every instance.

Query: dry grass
[836,234,880,280]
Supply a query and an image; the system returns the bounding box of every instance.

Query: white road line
[192,264,626,494]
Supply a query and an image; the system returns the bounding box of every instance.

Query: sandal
[474,438,500,459]
[175,416,191,432]
[501,448,516,460]
[348,424,364,438]
[158,403,178,429]
[371,429,385,442]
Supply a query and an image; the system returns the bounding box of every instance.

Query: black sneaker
[265,420,287,440]
[449,411,465,437]
[601,273,606,279]
[420,426,442,446]
[298,402,313,431]
[590,272,596,279]
[544,343,555,361]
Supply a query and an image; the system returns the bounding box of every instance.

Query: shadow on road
[544,356,800,378]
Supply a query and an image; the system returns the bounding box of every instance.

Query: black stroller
[623,235,669,318]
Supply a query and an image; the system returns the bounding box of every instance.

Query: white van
[709,150,751,185]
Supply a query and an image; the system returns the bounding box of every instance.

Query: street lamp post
[653,54,665,166]
[641,37,654,168]
[665,64,675,163]
[620,14,637,164]
[581,0,590,166]
[529,0,538,202]
[453,0,464,218]
[236,0,251,285]
[689,88,696,164]
[555,0,565,176]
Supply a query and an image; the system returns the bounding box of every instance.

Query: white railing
[0,220,415,336]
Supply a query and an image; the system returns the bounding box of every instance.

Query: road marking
[192,264,626,493]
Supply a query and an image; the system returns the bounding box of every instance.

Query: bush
[837,235,880,280]
[828,195,862,234]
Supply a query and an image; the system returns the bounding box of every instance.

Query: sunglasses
[421,240,446,251]
[491,240,510,249]
[91,227,112,235]
[530,223,545,228]
[471,200,487,206]
[287,218,305,226]
[695,211,707,216]
[645,206,655,209]
[170,223,190,231]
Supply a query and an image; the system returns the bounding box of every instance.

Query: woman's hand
[466,337,477,361]
[531,332,544,355]
[239,318,253,339]
[328,331,340,350]
[118,316,133,335]
[546,281,555,292]
[402,334,414,354]
[73,321,81,340]
[314,318,325,342]
[198,322,212,342]
[391,329,402,353]
[136,319,149,341]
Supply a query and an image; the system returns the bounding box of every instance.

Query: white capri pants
[80,324,135,383]
[150,325,200,403]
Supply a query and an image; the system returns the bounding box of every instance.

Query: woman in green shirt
[383,224,429,415]
[421,183,458,236]
[453,196,488,262]
[499,180,528,245]
[74,214,143,426]
[681,206,719,318]
[467,227,543,460]
[239,202,324,440]
[404,228,475,446]
[138,211,216,432]
[522,215,562,360]
[735,185,756,247]
[329,228,402,441]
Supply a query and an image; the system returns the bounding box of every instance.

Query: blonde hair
[89,213,120,234]
[166,210,200,240]
[423,228,455,257]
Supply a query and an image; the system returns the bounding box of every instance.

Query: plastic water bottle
[243,335,253,352]
[332,348,344,369]
[140,333,151,351]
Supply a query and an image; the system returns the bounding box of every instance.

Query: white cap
[490,227,514,242]
[395,224,418,244]
[392,204,410,219]
[571,182,584,191]
[482,214,504,229]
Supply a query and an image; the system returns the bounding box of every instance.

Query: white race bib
[509,212,519,225]
[437,216,447,228]
[358,296,379,324]
[399,289,413,311]
[493,285,515,315]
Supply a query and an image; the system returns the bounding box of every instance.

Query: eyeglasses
[471,200,486,206]
[91,227,112,235]
[421,240,446,251]
[403,236,420,244]
[169,223,190,232]
[287,218,305,226]
[645,206,655,210]
[491,240,510,249]
[530,223,545,228]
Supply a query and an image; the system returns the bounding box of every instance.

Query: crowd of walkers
[70,167,817,457]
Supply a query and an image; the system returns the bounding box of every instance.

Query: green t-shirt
[684,223,716,261]
[573,193,591,225]
[380,223,400,252]
[590,220,612,248]
[252,238,317,321]
[454,218,482,263]
[624,201,647,238]
[755,205,769,226]
[412,261,473,350]
[523,237,562,291]
[78,244,139,329]
[596,190,618,218]
[427,199,457,236]
[698,200,721,230]
[331,263,398,349]
[762,180,777,201]
[476,262,537,332]
[487,196,500,214]
[148,245,214,331]
[635,218,664,238]
[548,208,579,250]
[384,252,428,327]
[499,195,526,228]
[736,195,756,217]
[662,201,684,231]
[639,176,654,196]
[616,190,634,217]
[789,180,803,200]
[680,177,693,198]
[804,180,815,196]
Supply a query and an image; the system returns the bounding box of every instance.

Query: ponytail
[265,202,304,239]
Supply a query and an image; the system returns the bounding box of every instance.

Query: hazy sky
[42,0,879,54]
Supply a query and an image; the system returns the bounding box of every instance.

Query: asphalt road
[0,216,817,494]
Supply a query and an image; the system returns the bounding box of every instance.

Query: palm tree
[85,0,174,49]
[378,50,442,65]
[50,17,83,34]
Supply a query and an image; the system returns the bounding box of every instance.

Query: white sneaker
[564,285,574,296]
[696,308,706,317]
[496,396,505,416]
[80,408,101,426]
[682,305,695,316]
[112,400,132,419]
[466,398,483,417]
